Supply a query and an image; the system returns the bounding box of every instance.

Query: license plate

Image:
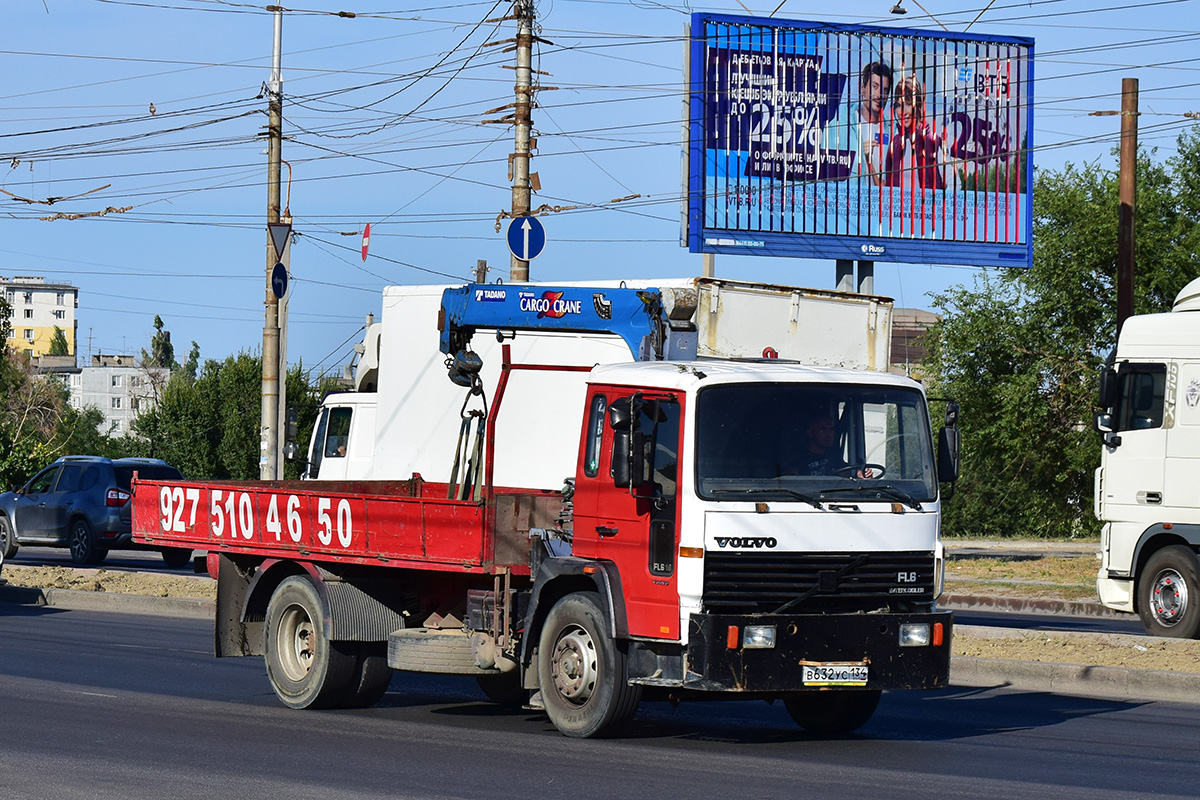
[801,663,869,686]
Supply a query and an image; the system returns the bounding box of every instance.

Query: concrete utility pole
[509,0,535,283]
[260,5,284,480]
[1117,77,1138,334]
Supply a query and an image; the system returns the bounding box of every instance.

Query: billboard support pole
[836,260,854,292]
[702,253,715,278]
[857,261,874,295]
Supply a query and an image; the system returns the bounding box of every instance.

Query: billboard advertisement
[684,14,1034,268]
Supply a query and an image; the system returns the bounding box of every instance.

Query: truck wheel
[69,519,106,565]
[783,690,881,734]
[477,671,528,708]
[340,643,393,709]
[0,516,18,559]
[160,547,193,569]
[1138,545,1200,639]
[264,576,357,709]
[537,592,641,738]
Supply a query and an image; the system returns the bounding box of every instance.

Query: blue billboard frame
[684,13,1035,269]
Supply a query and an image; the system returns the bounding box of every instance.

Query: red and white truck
[133,278,959,738]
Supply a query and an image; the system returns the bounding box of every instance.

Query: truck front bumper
[683,611,953,692]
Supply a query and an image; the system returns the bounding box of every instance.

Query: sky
[2,0,1198,378]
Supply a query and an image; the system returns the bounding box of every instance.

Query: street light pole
[509,0,534,283]
[260,5,284,480]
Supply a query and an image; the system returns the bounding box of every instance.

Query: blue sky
[3,0,1197,376]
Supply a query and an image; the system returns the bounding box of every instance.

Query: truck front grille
[702,550,935,614]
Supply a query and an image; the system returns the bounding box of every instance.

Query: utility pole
[1117,77,1138,335]
[475,259,489,283]
[509,0,535,283]
[260,5,284,480]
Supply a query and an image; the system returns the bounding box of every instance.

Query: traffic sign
[506,215,545,261]
[271,262,288,299]
[268,222,292,260]
[361,222,371,262]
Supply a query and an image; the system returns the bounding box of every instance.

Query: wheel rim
[549,623,598,706]
[276,604,316,682]
[70,524,88,560]
[1150,568,1189,626]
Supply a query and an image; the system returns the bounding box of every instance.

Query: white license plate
[802,663,869,686]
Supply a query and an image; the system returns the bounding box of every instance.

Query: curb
[0,585,214,619]
[940,591,1130,620]
[951,656,1200,705]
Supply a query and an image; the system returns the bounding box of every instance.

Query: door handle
[595,526,619,537]
[39,502,46,507]
[1137,491,1163,505]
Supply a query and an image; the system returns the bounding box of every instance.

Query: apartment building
[2,275,78,358]
[65,354,169,436]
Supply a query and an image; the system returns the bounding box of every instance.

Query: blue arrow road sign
[506,215,546,261]
[271,262,288,299]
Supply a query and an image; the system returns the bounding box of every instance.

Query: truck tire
[1138,545,1200,639]
[264,576,357,709]
[537,592,641,738]
[69,519,106,565]
[783,690,881,734]
[160,547,193,570]
[340,643,394,709]
[476,671,528,708]
[0,516,18,560]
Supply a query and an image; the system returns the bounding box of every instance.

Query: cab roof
[587,360,924,393]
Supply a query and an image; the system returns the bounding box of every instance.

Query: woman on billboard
[884,75,945,191]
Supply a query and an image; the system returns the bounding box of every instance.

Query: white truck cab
[1095,277,1200,637]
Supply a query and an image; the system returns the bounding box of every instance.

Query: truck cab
[305,393,377,481]
[1095,277,1200,637]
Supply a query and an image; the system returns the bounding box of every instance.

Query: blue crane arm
[438,284,665,360]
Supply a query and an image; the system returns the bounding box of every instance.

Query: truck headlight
[899,623,931,647]
[743,625,776,649]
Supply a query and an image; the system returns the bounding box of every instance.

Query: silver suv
[0,456,191,567]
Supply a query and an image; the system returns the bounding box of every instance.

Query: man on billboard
[852,61,893,186]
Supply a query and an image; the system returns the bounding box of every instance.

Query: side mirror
[944,400,960,428]
[1098,365,1117,408]
[608,398,632,429]
[1094,413,1122,448]
[937,426,961,483]
[609,397,646,489]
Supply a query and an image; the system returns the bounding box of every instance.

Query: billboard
[684,14,1034,268]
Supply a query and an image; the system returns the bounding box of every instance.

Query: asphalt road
[2,607,1198,800]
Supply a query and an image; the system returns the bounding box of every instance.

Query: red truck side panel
[135,479,490,572]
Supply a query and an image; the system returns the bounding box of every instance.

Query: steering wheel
[834,463,886,479]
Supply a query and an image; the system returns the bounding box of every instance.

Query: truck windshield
[695,383,938,503]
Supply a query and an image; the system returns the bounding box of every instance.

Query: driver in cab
[795,415,874,479]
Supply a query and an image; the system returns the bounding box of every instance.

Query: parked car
[0,456,192,568]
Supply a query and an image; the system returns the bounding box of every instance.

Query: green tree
[48,326,70,356]
[925,133,1200,539]
[142,315,177,370]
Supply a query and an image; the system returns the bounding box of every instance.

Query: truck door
[1103,363,1168,522]
[308,407,353,480]
[573,388,682,640]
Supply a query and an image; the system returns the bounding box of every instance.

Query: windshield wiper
[819,484,923,511]
[709,487,823,509]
